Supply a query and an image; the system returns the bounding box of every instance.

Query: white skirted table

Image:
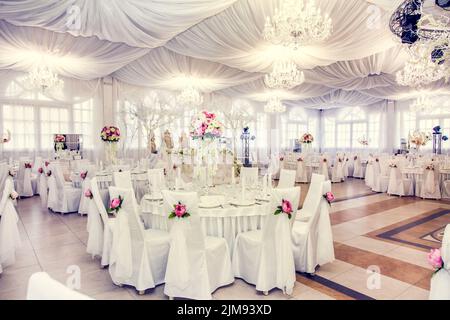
[140,185,271,250]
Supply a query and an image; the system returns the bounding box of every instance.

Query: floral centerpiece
[190,111,223,140]
[101,126,121,166]
[300,133,314,144]
[274,199,293,219]
[169,202,190,219]
[409,130,431,151]
[357,136,369,146]
[54,134,66,154]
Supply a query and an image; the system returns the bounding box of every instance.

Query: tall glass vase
[105,142,118,166]
[433,133,442,154]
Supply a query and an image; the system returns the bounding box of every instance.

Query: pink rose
[45,161,50,167]
[280,157,284,161]
[297,158,303,162]
[110,198,121,209]
[84,189,93,199]
[38,167,44,174]
[428,248,443,270]
[281,199,293,214]
[325,192,335,202]
[80,171,88,180]
[174,203,187,217]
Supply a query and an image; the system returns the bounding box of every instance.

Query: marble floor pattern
[0,178,443,300]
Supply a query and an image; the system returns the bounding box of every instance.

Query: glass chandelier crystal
[264,97,286,113]
[263,0,333,49]
[396,42,447,88]
[264,59,305,89]
[176,86,203,108]
[410,94,434,113]
[23,64,64,93]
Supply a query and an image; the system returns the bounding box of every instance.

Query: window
[337,123,351,148]
[73,99,94,149]
[3,105,35,150]
[40,107,69,150]
[281,108,318,149]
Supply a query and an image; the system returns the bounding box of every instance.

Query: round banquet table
[140,185,272,251]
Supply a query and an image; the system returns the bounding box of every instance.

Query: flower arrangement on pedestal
[189,111,223,140]
[409,130,431,151]
[300,133,314,144]
[54,134,65,154]
[357,136,369,147]
[101,126,120,165]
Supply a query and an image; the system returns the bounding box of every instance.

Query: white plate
[144,194,163,201]
[255,195,270,202]
[199,203,222,209]
[199,195,225,209]
[229,200,256,207]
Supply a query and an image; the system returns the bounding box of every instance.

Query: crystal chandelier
[264,59,305,89]
[263,0,333,49]
[23,64,64,93]
[176,86,203,108]
[264,97,286,113]
[396,42,447,88]
[410,94,434,113]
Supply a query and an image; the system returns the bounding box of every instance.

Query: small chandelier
[263,0,333,49]
[23,64,64,93]
[410,94,434,113]
[397,42,447,88]
[264,59,305,89]
[176,86,203,108]
[264,97,286,113]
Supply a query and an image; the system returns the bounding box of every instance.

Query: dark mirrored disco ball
[436,0,450,10]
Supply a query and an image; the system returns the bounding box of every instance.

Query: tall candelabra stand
[240,127,255,168]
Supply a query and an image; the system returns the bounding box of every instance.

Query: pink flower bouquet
[169,202,190,219]
[189,111,223,140]
[101,126,121,143]
[45,161,50,167]
[428,248,444,274]
[323,192,335,205]
[54,134,65,143]
[24,162,32,169]
[297,158,303,162]
[84,189,93,199]
[108,196,123,214]
[46,170,52,177]
[274,199,293,219]
[300,133,314,144]
[38,167,44,174]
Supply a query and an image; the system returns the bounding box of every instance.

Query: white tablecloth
[140,193,271,250]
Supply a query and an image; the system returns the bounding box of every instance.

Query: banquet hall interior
[0,0,449,301]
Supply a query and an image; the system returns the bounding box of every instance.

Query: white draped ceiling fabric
[0,0,447,109]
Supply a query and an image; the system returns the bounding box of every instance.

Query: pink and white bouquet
[426,164,435,171]
[108,196,123,214]
[24,162,32,169]
[169,202,190,219]
[38,167,44,174]
[46,170,52,177]
[358,136,369,146]
[189,111,223,140]
[323,191,335,206]
[54,134,65,143]
[84,189,93,199]
[297,157,303,162]
[274,199,293,219]
[409,131,431,147]
[300,133,314,144]
[9,190,19,201]
[101,126,121,143]
[428,248,444,274]
[45,161,50,167]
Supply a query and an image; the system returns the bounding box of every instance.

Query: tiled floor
[0,178,442,300]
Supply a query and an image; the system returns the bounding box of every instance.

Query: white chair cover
[371,161,389,193]
[112,171,133,189]
[421,168,442,200]
[147,168,165,195]
[295,159,308,183]
[278,169,296,188]
[319,157,329,181]
[50,164,82,213]
[27,272,93,300]
[233,187,300,295]
[317,180,335,266]
[109,186,170,292]
[17,161,34,197]
[0,163,9,193]
[331,158,344,183]
[296,174,326,222]
[353,155,364,178]
[162,190,233,300]
[429,225,450,300]
[0,178,21,268]
[292,176,325,273]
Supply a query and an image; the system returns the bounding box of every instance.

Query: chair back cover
[90,177,110,226]
[113,171,133,189]
[257,187,300,294]
[317,180,335,265]
[278,169,296,188]
[162,190,207,293]
[147,168,165,194]
[302,174,325,216]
